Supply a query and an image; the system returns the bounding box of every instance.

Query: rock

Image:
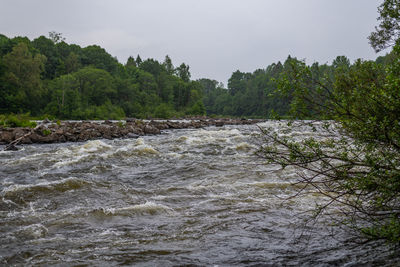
[13,128,28,139]
[150,121,169,130]
[0,129,14,143]
[64,132,77,142]
[215,121,224,127]
[4,143,19,151]
[1,118,265,147]
[21,136,33,144]
[78,131,90,141]
[167,121,181,129]
[144,125,161,135]
[29,132,58,143]
[126,133,140,138]
[191,121,202,128]
[127,125,144,136]
[58,135,67,143]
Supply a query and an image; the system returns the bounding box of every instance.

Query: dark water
[0,122,398,266]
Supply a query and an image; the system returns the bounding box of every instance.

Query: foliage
[259,41,400,243]
[0,114,37,128]
[0,33,205,120]
[188,101,206,116]
[200,61,293,118]
[41,129,52,136]
[369,0,400,52]
[1,42,47,115]
[154,103,174,119]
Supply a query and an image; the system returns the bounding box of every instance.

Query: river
[0,122,398,266]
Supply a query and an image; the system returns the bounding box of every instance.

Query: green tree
[81,45,119,74]
[48,31,65,44]
[154,103,174,118]
[157,72,174,103]
[32,35,60,79]
[0,34,13,57]
[188,100,206,116]
[2,42,46,114]
[64,52,81,74]
[73,66,117,107]
[227,70,250,96]
[369,0,400,52]
[126,56,137,67]
[163,55,174,75]
[0,33,209,119]
[136,55,142,66]
[45,74,81,118]
[114,76,143,117]
[139,58,164,78]
[260,2,400,243]
[137,70,158,95]
[176,63,191,82]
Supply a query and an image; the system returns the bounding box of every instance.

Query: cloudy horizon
[0,0,384,85]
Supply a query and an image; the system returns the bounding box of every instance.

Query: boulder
[215,121,224,127]
[0,129,14,143]
[4,143,19,151]
[144,125,161,135]
[126,133,140,139]
[2,118,266,148]
[13,128,28,139]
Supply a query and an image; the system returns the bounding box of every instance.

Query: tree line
[0,33,205,119]
[200,53,392,118]
[1,32,392,121]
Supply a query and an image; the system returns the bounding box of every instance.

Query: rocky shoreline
[0,118,264,149]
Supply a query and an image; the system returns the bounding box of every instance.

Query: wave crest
[91,202,173,217]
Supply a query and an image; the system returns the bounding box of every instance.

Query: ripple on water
[90,202,174,217]
[112,140,159,158]
[1,177,89,200]
[0,124,399,266]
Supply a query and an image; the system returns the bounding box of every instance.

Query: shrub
[0,114,37,128]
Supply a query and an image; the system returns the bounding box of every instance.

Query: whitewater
[0,122,397,266]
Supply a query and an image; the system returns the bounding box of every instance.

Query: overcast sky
[0,0,383,85]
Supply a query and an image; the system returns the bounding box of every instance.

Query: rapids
[0,122,398,266]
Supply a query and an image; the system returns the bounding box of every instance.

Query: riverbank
[0,118,264,147]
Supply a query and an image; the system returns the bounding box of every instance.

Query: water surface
[0,122,397,266]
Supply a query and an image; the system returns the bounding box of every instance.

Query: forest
[0,32,392,120]
[0,33,204,120]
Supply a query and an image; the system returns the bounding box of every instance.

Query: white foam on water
[17,223,48,239]
[112,138,159,158]
[5,152,53,166]
[7,139,112,168]
[78,140,112,152]
[53,154,88,168]
[94,201,174,216]
[98,228,124,237]
[235,142,256,152]
[181,128,244,145]
[1,177,87,197]
[134,138,145,146]
[52,140,113,167]
[163,152,183,159]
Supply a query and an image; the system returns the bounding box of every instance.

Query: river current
[0,122,398,266]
